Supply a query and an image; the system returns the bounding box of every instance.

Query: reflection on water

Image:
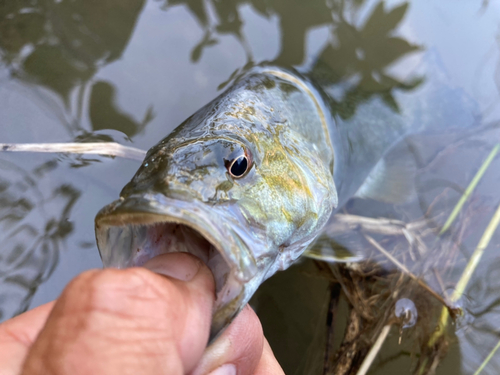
[0,0,144,96]
[0,0,149,138]
[0,0,152,318]
[0,158,80,319]
[89,80,154,138]
[2,0,500,374]
[164,0,334,66]
[307,124,500,374]
[167,0,421,120]
[311,2,422,119]
[162,0,252,63]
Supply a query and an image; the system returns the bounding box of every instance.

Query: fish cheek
[237,193,270,230]
[214,180,234,200]
[235,180,298,247]
[256,147,324,245]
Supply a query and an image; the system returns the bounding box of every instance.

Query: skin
[0,253,284,375]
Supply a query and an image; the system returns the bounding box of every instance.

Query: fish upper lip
[95,192,273,340]
[95,193,258,282]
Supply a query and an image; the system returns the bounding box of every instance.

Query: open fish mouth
[95,193,268,339]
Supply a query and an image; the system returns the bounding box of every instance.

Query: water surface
[1,1,500,374]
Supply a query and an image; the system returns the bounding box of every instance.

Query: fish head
[95,72,337,339]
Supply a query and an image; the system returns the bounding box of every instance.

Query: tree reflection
[89,81,155,138]
[0,159,80,319]
[311,2,422,118]
[0,0,153,318]
[0,0,150,139]
[163,0,421,118]
[0,0,422,136]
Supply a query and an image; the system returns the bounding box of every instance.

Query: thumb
[22,253,215,375]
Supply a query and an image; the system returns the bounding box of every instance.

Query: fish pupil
[230,156,248,177]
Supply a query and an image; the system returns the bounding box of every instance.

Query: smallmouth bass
[95,66,409,339]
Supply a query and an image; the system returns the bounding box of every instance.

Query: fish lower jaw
[131,222,239,302]
[95,195,262,339]
[97,219,244,321]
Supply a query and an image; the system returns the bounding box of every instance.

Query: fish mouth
[95,193,269,339]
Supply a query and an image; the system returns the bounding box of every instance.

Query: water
[1,0,500,374]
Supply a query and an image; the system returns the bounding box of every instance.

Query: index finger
[22,254,215,375]
[0,301,55,374]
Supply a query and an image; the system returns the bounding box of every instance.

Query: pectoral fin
[354,141,418,204]
[303,236,363,263]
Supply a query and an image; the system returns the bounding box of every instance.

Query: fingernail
[143,253,202,281]
[207,364,237,375]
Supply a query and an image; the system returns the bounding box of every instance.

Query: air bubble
[395,298,418,328]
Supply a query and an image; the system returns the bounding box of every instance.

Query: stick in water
[0,143,147,161]
[356,325,392,375]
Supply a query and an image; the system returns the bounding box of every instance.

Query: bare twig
[323,283,341,375]
[432,268,448,301]
[356,325,392,375]
[0,142,147,161]
[324,214,428,237]
[363,234,449,308]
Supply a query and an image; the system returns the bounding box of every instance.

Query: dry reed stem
[324,214,428,237]
[0,142,147,161]
[429,201,500,347]
[473,336,500,375]
[439,144,499,234]
[356,325,392,375]
[363,234,449,308]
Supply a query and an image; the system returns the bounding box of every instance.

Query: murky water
[1,0,500,374]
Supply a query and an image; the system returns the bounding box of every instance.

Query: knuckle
[62,268,183,321]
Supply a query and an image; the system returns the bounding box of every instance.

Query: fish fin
[303,239,363,263]
[354,142,418,204]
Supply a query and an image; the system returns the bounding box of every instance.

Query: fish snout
[95,193,275,340]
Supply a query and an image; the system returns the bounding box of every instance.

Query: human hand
[0,253,285,375]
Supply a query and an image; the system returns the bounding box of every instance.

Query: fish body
[95,66,408,338]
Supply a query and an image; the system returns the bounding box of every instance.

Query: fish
[95,65,412,340]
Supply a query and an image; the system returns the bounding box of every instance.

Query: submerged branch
[325,214,428,237]
[323,283,341,375]
[363,234,450,309]
[356,324,392,375]
[0,143,147,161]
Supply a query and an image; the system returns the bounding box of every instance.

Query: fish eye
[227,155,249,178]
